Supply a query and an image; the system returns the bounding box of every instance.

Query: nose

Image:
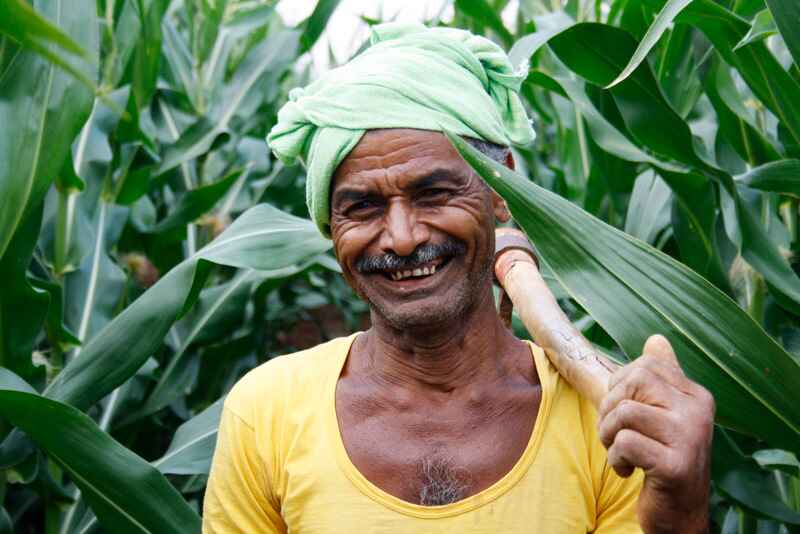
[379,200,429,257]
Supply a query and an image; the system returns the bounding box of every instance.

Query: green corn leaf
[149,169,240,233]
[0,0,96,92]
[0,205,48,383]
[155,29,299,176]
[764,0,800,68]
[106,0,142,87]
[549,23,705,168]
[131,259,321,423]
[62,201,128,351]
[71,87,131,188]
[704,58,780,167]
[752,449,800,477]
[44,203,331,411]
[30,277,81,350]
[548,22,800,312]
[161,19,196,105]
[661,0,800,148]
[299,0,342,53]
[547,23,733,291]
[0,390,201,533]
[0,0,83,55]
[737,160,800,197]
[658,25,704,118]
[508,12,574,72]
[455,0,514,47]
[527,67,681,170]
[0,0,97,262]
[734,9,778,51]
[130,0,169,111]
[712,428,800,524]
[448,131,800,451]
[606,0,694,89]
[152,397,224,475]
[193,0,228,65]
[201,4,277,97]
[659,170,733,294]
[0,368,38,394]
[624,170,672,245]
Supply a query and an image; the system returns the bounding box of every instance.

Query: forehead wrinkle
[343,141,441,173]
[344,159,470,197]
[333,129,474,199]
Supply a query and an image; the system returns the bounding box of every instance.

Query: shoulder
[524,339,611,418]
[223,334,357,425]
[525,339,608,455]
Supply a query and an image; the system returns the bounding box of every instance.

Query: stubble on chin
[358,256,494,331]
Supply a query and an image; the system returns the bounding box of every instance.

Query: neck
[358,284,520,393]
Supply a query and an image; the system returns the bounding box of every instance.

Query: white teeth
[388,264,441,281]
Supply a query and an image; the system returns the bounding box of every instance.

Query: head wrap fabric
[267,22,536,237]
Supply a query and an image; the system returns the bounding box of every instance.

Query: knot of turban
[267,21,535,237]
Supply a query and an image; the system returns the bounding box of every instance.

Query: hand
[597,335,715,534]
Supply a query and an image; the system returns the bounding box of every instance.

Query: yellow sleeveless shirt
[203,334,643,533]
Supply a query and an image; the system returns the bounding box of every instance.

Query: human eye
[346,198,382,217]
[418,188,451,203]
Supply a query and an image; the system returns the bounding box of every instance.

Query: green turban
[267,22,535,237]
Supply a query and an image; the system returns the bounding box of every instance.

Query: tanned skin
[329,128,714,532]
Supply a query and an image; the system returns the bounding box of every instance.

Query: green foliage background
[1,0,799,532]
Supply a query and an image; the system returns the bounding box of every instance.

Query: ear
[492,191,511,222]
[505,151,516,171]
[492,151,515,222]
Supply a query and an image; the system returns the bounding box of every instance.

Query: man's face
[330,129,508,330]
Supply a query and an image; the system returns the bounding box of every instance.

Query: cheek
[422,195,494,244]
[331,221,379,276]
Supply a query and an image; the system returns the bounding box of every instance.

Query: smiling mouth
[383,257,449,281]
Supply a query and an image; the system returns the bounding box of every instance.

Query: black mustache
[355,239,466,274]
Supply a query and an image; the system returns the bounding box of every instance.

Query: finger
[607,428,669,478]
[598,399,675,449]
[607,357,676,393]
[599,364,679,420]
[643,334,680,369]
[607,347,688,395]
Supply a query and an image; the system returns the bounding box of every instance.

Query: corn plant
[0,0,799,532]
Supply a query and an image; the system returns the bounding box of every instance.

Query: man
[203,22,714,533]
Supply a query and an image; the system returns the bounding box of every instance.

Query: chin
[380,306,457,330]
[355,257,494,332]
[368,290,473,331]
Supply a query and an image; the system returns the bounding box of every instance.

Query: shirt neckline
[324,332,553,519]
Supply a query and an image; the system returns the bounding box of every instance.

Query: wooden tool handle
[495,228,619,410]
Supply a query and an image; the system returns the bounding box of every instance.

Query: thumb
[643,334,679,368]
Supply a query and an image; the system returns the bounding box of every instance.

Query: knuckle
[662,450,687,481]
[598,396,612,419]
[690,387,716,425]
[599,426,614,449]
[608,367,628,391]
[667,410,686,437]
[698,387,716,414]
[662,410,681,436]
[607,447,623,470]
[624,367,655,399]
[637,352,657,367]
[628,367,650,387]
[615,428,637,450]
[616,399,636,423]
